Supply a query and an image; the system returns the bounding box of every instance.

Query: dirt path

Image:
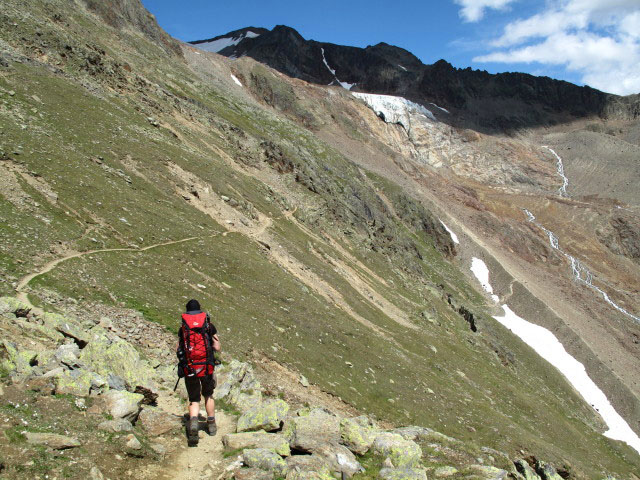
[141,391,237,480]
[15,235,212,314]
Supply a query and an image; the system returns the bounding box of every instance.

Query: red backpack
[180,312,215,377]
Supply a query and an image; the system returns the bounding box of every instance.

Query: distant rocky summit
[190,25,640,131]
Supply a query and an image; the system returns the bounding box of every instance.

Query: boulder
[535,461,563,480]
[0,296,31,315]
[285,454,332,476]
[372,433,422,468]
[124,433,142,450]
[242,448,287,477]
[434,466,458,477]
[288,408,341,453]
[138,406,180,436]
[215,360,251,399]
[42,313,90,347]
[80,333,155,390]
[234,468,274,480]
[25,432,81,449]
[54,344,82,368]
[378,467,428,480]
[90,466,105,480]
[394,426,458,444]
[314,443,363,477]
[514,460,541,480]
[464,465,509,480]
[237,399,289,433]
[98,419,134,432]
[55,369,95,396]
[103,390,144,422]
[224,430,291,456]
[340,416,379,455]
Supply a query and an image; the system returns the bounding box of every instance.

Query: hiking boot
[187,416,199,446]
[206,417,217,436]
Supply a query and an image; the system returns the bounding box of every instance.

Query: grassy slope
[0,1,638,476]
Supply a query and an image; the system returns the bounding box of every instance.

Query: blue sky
[141,0,640,95]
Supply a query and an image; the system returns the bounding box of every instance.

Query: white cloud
[472,0,640,95]
[454,0,517,22]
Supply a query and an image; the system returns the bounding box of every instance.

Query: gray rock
[234,468,274,480]
[340,416,379,455]
[535,461,563,480]
[89,466,105,480]
[138,406,180,436]
[378,467,428,480]
[125,433,142,450]
[103,390,144,422]
[314,443,363,477]
[150,443,167,456]
[25,432,81,449]
[98,419,134,433]
[224,430,291,456]
[107,373,128,391]
[434,466,458,477]
[288,408,341,453]
[237,399,289,433]
[464,465,509,480]
[372,433,422,468]
[514,460,541,480]
[242,448,287,477]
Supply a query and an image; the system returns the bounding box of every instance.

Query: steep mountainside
[190,25,640,132]
[1,1,640,479]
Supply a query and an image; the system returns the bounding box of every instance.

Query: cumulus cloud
[471,0,640,95]
[454,0,517,22]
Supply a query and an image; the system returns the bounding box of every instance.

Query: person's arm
[208,321,221,352]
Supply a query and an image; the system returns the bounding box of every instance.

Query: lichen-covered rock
[394,426,458,444]
[378,467,428,480]
[229,388,263,413]
[25,432,81,449]
[314,443,363,477]
[42,312,90,346]
[464,465,509,480]
[224,430,291,456]
[138,406,180,436]
[54,344,82,368]
[372,433,422,468]
[514,460,541,480]
[340,416,379,455]
[285,455,333,480]
[103,390,144,422]
[55,369,95,396]
[234,468,274,480]
[80,334,155,389]
[0,296,31,315]
[434,466,458,477]
[288,408,341,453]
[0,340,17,375]
[215,359,251,399]
[242,448,288,477]
[98,419,134,432]
[14,349,37,377]
[535,462,563,480]
[237,399,289,433]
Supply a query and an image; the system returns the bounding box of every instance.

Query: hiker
[176,299,220,445]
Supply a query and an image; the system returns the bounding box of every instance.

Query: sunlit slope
[0,0,638,476]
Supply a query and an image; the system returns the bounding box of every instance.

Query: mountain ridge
[190,25,640,132]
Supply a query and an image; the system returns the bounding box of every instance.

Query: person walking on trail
[177,299,221,446]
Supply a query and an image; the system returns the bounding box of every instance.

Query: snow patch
[194,31,261,54]
[439,220,459,244]
[352,92,436,132]
[470,256,640,454]
[543,146,569,197]
[524,209,639,322]
[398,64,407,71]
[470,258,499,303]
[231,74,243,87]
[321,48,355,91]
[494,305,640,454]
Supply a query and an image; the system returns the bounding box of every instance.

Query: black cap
[186,299,200,312]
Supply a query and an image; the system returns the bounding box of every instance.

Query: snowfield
[194,31,261,53]
[470,257,640,454]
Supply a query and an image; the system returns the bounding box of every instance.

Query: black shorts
[185,373,216,403]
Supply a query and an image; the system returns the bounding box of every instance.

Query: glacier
[352,92,435,132]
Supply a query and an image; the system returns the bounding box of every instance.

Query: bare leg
[188,401,200,418]
[204,396,215,418]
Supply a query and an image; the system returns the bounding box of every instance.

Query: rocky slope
[1,0,640,478]
[0,295,593,480]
